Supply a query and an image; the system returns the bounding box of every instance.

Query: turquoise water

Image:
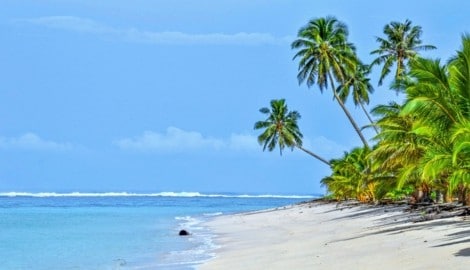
[0,193,314,269]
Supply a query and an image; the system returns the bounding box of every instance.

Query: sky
[1,0,469,194]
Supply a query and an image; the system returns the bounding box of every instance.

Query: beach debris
[407,203,470,222]
[179,229,190,236]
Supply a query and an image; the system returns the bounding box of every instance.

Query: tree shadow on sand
[455,247,470,257]
[312,201,470,256]
[431,226,470,250]
[329,209,470,250]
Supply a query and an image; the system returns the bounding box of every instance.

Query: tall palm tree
[291,16,370,149]
[254,99,330,166]
[337,64,378,133]
[371,19,436,87]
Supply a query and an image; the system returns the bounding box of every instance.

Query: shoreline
[198,201,470,269]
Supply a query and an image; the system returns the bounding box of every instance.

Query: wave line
[0,191,318,199]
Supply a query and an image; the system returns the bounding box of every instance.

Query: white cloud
[17,16,291,46]
[228,133,259,150]
[114,128,347,158]
[0,133,73,151]
[20,16,112,34]
[114,127,258,152]
[302,136,346,158]
[114,127,224,151]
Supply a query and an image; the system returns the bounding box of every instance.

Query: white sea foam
[0,191,318,199]
[175,216,201,229]
[164,215,220,268]
[203,212,223,217]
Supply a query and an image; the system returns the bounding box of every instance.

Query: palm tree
[369,102,431,202]
[291,16,370,149]
[322,146,389,202]
[371,19,436,88]
[254,99,330,166]
[336,64,378,134]
[450,121,470,203]
[401,36,470,204]
[402,58,454,202]
[321,153,358,200]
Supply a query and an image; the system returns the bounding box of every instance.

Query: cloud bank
[18,16,291,45]
[114,127,347,158]
[114,127,258,152]
[0,133,73,151]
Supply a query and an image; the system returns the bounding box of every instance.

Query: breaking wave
[0,191,318,199]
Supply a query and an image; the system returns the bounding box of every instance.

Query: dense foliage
[255,17,470,205]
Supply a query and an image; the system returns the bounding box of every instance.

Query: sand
[198,201,470,270]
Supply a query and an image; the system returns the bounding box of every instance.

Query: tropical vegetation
[254,99,330,166]
[255,16,470,205]
[371,19,436,89]
[291,16,370,149]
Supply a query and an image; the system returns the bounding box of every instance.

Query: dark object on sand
[407,203,470,222]
[179,229,190,236]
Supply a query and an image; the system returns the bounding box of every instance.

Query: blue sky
[1,0,468,194]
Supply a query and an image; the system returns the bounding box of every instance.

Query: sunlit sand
[199,201,470,270]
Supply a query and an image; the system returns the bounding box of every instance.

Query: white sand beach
[199,201,470,270]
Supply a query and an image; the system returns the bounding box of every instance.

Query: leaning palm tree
[291,16,370,149]
[371,19,436,87]
[254,99,330,166]
[336,64,378,134]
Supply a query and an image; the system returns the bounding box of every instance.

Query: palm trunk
[462,186,470,206]
[435,190,443,203]
[444,191,453,203]
[443,183,454,203]
[360,102,379,134]
[465,189,470,206]
[328,72,370,149]
[296,145,330,166]
[458,184,465,204]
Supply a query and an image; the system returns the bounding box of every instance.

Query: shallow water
[0,193,315,269]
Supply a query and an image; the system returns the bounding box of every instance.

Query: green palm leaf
[254,99,330,165]
[292,16,370,148]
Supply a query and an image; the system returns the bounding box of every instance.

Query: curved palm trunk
[296,145,330,166]
[360,102,379,134]
[328,72,371,149]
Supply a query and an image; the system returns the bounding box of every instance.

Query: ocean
[0,192,316,269]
